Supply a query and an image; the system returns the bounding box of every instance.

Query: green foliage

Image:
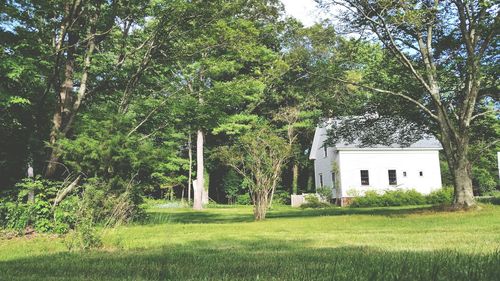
[64,218,103,251]
[217,122,290,219]
[316,187,334,202]
[272,190,290,205]
[235,194,252,205]
[300,194,330,209]
[477,197,500,206]
[58,109,187,206]
[79,180,146,225]
[222,170,245,204]
[0,202,31,232]
[351,188,455,208]
[472,166,498,194]
[0,175,147,235]
[350,189,424,207]
[426,187,454,205]
[0,177,63,233]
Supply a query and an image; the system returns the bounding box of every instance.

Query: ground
[1,204,499,280]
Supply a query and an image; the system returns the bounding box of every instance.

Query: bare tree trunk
[52,175,81,210]
[45,29,77,178]
[292,163,299,194]
[45,121,61,178]
[201,173,209,205]
[452,159,475,207]
[253,191,269,221]
[448,146,475,208]
[193,130,204,210]
[188,132,192,203]
[437,107,476,208]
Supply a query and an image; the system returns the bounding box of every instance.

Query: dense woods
[0,0,498,224]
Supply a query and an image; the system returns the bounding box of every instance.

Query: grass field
[1,204,500,280]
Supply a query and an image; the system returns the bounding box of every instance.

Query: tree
[318,0,499,207]
[218,124,290,220]
[273,107,317,195]
[169,1,284,210]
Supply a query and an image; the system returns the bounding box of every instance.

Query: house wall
[337,149,442,197]
[314,147,342,197]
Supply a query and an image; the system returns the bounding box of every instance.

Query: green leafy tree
[217,123,290,220]
[318,0,499,207]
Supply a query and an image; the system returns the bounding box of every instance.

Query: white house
[309,120,443,206]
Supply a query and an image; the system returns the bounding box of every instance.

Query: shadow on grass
[144,205,436,225]
[144,210,256,224]
[1,238,498,281]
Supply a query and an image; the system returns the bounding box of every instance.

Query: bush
[300,195,330,209]
[0,178,68,233]
[351,189,432,208]
[1,176,146,235]
[235,193,251,205]
[272,190,290,205]
[222,170,244,204]
[477,191,500,205]
[426,187,454,205]
[1,202,32,231]
[316,187,334,202]
[64,218,102,251]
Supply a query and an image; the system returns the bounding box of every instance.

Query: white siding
[337,149,442,197]
[310,123,443,199]
[313,147,334,187]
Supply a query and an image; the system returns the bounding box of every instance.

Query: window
[319,173,324,187]
[323,146,328,157]
[403,171,407,177]
[419,171,424,177]
[360,170,369,185]
[388,170,397,185]
[331,172,336,188]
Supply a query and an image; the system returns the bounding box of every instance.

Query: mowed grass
[1,204,500,281]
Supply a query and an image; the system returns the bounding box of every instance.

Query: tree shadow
[0,237,498,281]
[144,209,255,224]
[268,205,437,219]
[144,205,437,225]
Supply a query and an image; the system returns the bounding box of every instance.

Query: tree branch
[314,72,438,120]
[471,108,499,121]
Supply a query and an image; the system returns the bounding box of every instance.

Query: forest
[1,0,498,228]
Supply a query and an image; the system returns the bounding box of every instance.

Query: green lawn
[1,204,500,280]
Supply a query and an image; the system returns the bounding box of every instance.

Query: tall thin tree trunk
[193,129,204,210]
[45,117,61,178]
[45,30,77,178]
[188,132,192,203]
[292,163,299,194]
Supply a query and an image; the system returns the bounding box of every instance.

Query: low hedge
[350,187,454,208]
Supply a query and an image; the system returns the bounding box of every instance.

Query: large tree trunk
[193,129,204,210]
[452,161,475,208]
[438,113,476,208]
[450,151,475,208]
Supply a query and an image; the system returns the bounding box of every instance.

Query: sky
[280,0,323,27]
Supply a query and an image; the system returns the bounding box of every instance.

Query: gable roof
[309,119,442,160]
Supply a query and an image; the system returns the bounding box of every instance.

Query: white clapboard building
[309,120,443,206]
